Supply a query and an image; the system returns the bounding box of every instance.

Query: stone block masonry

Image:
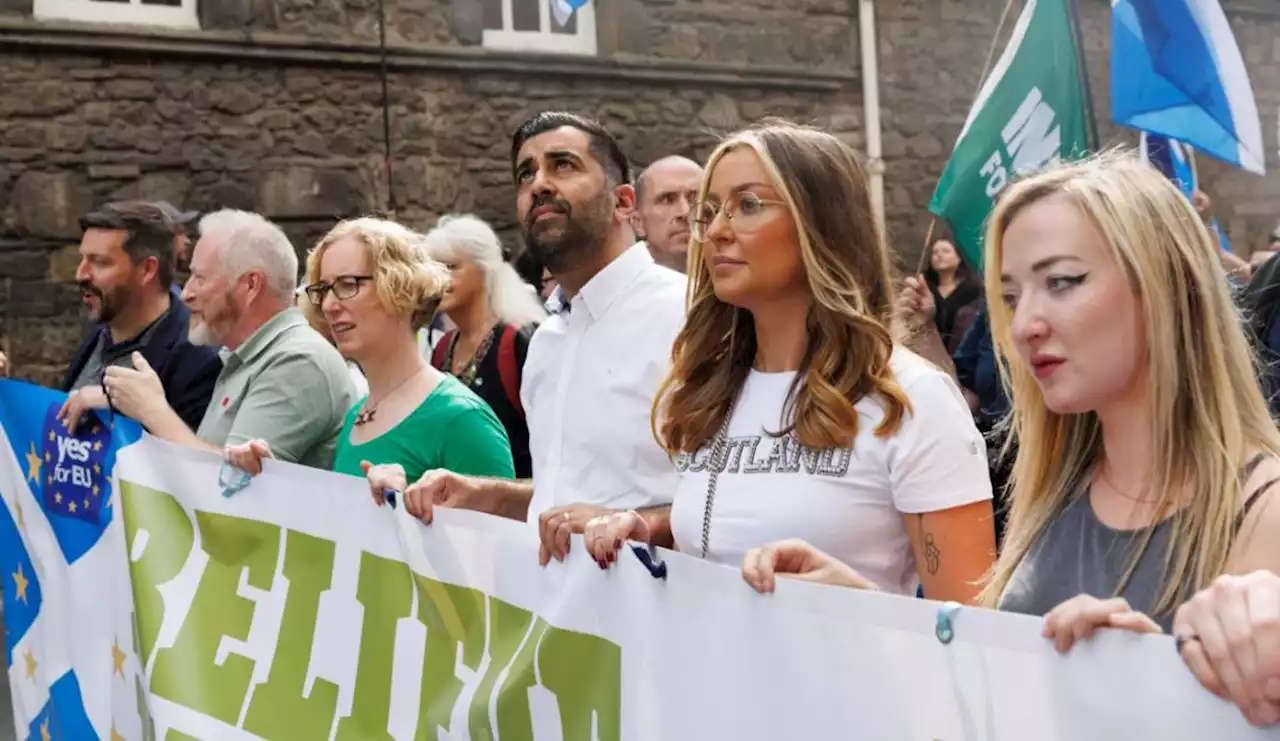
[0,36,858,384]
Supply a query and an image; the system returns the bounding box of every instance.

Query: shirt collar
[96,291,174,351]
[573,242,653,321]
[220,308,307,366]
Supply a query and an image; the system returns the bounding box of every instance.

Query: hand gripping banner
[0,380,1271,740]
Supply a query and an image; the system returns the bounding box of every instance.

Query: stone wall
[238,0,858,69]
[3,0,1280,384]
[0,0,860,384]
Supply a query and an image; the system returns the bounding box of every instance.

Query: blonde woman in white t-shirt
[575,121,996,603]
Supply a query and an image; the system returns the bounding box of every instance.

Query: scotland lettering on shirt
[675,432,853,478]
[668,349,993,595]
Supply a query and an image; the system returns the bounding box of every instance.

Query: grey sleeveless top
[998,455,1276,631]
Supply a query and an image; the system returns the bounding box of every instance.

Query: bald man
[631,155,703,273]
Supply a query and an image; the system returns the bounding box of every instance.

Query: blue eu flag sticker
[40,404,111,525]
[0,380,140,566]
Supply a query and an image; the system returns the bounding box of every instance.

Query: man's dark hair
[79,201,178,288]
[510,112,631,187]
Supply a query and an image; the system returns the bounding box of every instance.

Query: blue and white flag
[1140,131,1197,197]
[1140,131,1233,252]
[1112,0,1266,175]
[551,0,588,27]
[0,380,143,740]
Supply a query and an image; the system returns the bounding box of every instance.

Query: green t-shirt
[331,375,515,482]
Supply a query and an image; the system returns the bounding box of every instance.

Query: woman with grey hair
[422,213,545,478]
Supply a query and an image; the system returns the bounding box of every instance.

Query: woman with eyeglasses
[225,217,515,489]
[569,121,996,604]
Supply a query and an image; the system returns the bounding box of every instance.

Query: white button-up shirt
[522,243,687,522]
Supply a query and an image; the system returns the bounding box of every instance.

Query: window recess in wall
[34,0,199,28]
[482,0,597,55]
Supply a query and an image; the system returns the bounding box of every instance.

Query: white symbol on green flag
[928,0,1093,271]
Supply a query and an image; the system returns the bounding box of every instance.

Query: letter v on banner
[928,0,1094,272]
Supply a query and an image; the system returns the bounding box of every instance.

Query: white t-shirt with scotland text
[669,348,993,595]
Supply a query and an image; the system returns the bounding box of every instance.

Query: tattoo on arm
[918,515,941,576]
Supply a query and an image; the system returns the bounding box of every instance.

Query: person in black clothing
[58,201,221,432]
[923,237,983,351]
[951,299,1013,547]
[422,213,548,478]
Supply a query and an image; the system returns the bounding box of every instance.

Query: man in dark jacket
[58,201,221,432]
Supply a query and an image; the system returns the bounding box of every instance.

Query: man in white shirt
[392,112,687,564]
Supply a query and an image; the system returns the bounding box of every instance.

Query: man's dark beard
[79,281,127,324]
[521,190,613,274]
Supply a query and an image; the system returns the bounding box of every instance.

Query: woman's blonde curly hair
[302,217,450,332]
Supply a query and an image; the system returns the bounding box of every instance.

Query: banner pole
[917,218,937,275]
[1065,0,1100,151]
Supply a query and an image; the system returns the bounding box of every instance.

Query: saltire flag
[1139,131,1232,252]
[1111,0,1266,175]
[928,0,1093,271]
[551,0,588,27]
[0,380,144,740]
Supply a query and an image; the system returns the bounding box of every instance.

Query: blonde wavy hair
[978,153,1280,616]
[302,217,450,332]
[653,120,911,453]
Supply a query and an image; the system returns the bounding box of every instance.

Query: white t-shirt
[669,348,992,595]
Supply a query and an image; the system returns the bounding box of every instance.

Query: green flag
[928,0,1092,271]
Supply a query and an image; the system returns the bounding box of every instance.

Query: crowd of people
[5,110,1280,727]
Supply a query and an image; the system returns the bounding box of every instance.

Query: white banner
[6,431,1272,740]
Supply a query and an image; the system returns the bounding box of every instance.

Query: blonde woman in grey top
[742,155,1280,728]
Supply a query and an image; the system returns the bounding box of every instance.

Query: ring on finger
[1175,634,1201,653]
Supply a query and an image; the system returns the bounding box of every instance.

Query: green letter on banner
[470,597,536,739]
[335,552,412,741]
[540,625,622,741]
[150,512,282,724]
[243,529,340,739]
[119,481,195,667]
[489,613,548,738]
[413,574,486,741]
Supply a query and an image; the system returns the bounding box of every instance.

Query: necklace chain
[1095,464,1157,504]
[445,325,497,387]
[354,365,426,427]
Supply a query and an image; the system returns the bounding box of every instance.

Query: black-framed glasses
[304,275,374,307]
[690,192,786,243]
